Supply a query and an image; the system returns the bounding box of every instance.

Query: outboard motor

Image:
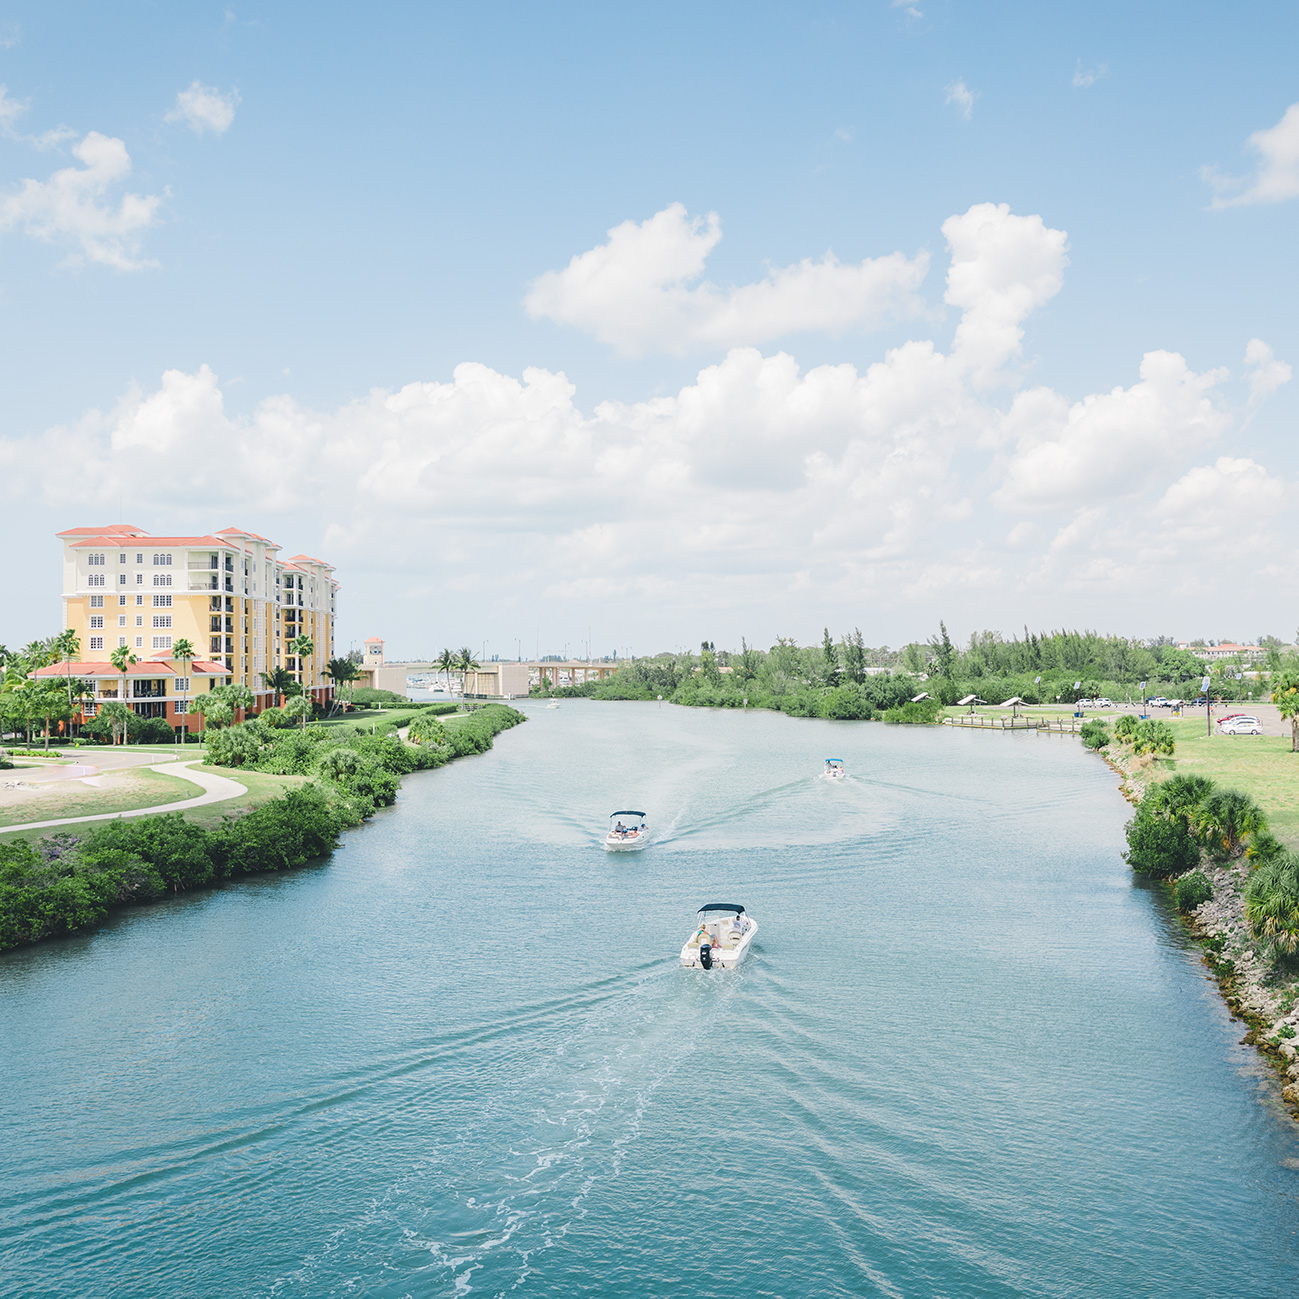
[699,942,713,970]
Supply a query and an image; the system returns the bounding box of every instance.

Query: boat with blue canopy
[604,810,649,851]
[681,903,757,969]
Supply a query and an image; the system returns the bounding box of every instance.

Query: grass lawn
[1161,720,1299,846]
[181,766,310,829]
[0,765,204,830]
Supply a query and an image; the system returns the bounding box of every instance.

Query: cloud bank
[2,202,1288,645]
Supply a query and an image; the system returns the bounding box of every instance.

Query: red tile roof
[33,659,229,678]
[284,553,335,569]
[68,534,231,548]
[217,527,280,546]
[57,524,148,537]
[364,636,384,643]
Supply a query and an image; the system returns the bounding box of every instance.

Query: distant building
[45,523,338,731]
[1176,641,1262,661]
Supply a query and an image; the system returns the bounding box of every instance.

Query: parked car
[1149,696,1170,707]
[1095,698,1114,709]
[1219,716,1262,735]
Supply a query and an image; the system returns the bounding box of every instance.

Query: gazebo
[956,694,987,714]
[1000,695,1027,719]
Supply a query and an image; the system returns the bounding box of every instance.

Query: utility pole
[1203,675,1212,738]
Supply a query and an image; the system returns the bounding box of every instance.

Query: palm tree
[455,646,479,699]
[109,644,137,745]
[288,635,315,706]
[1245,852,1299,960]
[436,647,456,693]
[49,629,80,731]
[1194,788,1266,860]
[324,656,359,713]
[260,666,300,702]
[173,637,195,747]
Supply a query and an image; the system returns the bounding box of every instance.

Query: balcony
[187,560,218,571]
[132,683,167,699]
[189,576,218,591]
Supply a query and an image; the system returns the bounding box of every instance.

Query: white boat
[604,809,648,851]
[681,904,757,970]
[823,758,845,780]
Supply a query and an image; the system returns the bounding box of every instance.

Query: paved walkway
[0,761,248,834]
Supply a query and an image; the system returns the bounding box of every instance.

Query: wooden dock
[942,715,1082,734]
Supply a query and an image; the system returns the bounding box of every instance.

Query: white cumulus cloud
[1243,337,1291,414]
[165,81,240,135]
[524,202,930,357]
[1203,101,1299,208]
[992,350,1230,512]
[944,80,976,121]
[0,131,162,269]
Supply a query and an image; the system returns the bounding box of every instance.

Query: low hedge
[0,787,346,952]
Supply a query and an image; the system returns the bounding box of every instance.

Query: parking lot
[1092,699,1288,738]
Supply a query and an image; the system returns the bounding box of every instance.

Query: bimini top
[698,903,746,915]
[825,758,843,763]
[610,810,646,818]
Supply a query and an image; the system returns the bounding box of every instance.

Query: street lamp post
[1203,675,1212,738]
[1140,680,1147,718]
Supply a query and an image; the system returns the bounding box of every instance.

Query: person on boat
[614,821,625,836]
[731,913,747,937]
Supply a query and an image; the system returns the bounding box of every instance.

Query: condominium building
[43,523,339,732]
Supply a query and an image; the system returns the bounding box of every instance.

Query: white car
[1149,696,1170,707]
[1219,716,1262,736]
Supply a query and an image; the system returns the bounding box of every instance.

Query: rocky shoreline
[1099,743,1299,1121]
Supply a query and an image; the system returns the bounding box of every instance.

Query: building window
[175,701,188,715]
[118,637,127,647]
[118,573,127,585]
[152,615,172,629]
[210,637,221,653]
[135,615,143,627]
[89,573,105,587]
[136,573,143,585]
[119,553,127,564]
[135,637,143,648]
[84,702,98,716]
[153,573,172,587]
[89,636,104,650]
[119,594,127,605]
[135,553,143,564]
[118,615,127,627]
[88,553,105,565]
[175,677,190,692]
[90,594,104,608]
[90,616,104,629]
[152,594,173,607]
[136,594,144,606]
[152,553,172,566]
[152,636,172,650]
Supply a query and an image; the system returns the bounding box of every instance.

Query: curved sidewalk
[0,761,248,834]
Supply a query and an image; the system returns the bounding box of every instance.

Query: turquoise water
[2,701,1298,1297]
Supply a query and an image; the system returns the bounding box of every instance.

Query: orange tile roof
[284,553,335,569]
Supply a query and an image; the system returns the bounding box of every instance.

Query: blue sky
[2,1,1297,658]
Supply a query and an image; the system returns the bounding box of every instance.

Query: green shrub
[406,713,447,744]
[1124,804,1201,876]
[136,717,176,744]
[821,684,874,720]
[1133,719,1176,756]
[882,699,942,725]
[1245,852,1299,962]
[1114,713,1138,743]
[1080,719,1110,750]
[351,686,409,707]
[1175,870,1213,913]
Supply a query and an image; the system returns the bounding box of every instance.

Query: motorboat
[823,758,845,780]
[681,904,757,970]
[604,810,648,851]
[546,701,560,709]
